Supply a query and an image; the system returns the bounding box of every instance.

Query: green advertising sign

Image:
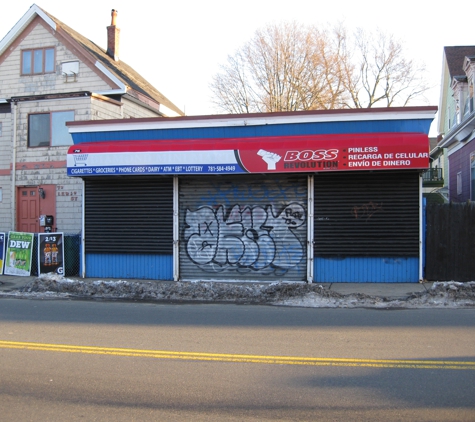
[4,231,34,276]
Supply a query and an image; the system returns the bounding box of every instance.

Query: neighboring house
[0,4,183,235]
[434,46,475,202]
[423,135,446,204]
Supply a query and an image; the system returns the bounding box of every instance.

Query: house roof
[444,46,475,79]
[0,4,184,117]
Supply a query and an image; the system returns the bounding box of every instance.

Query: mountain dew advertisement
[4,231,34,276]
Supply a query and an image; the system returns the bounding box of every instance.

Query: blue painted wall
[86,254,419,282]
[72,119,433,144]
[313,257,419,283]
[86,253,173,280]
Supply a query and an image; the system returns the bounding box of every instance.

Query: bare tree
[210,23,429,113]
[211,52,255,113]
[342,28,429,108]
[210,22,349,113]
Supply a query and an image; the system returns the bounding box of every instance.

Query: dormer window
[21,47,55,75]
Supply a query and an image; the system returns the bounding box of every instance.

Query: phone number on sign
[207,165,237,172]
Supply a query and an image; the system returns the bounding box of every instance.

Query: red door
[17,187,40,232]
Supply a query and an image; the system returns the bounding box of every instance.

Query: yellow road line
[1,340,474,370]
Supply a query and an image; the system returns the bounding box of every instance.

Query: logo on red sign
[284,149,339,161]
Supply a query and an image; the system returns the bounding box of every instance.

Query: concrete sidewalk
[0,274,434,300]
[0,275,37,293]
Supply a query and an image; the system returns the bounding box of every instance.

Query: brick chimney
[107,9,120,61]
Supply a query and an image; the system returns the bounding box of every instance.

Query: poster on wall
[4,231,34,276]
[38,233,64,276]
[0,232,5,275]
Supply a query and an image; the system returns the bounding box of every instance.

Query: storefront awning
[67,132,430,176]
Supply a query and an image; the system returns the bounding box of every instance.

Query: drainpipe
[11,101,17,230]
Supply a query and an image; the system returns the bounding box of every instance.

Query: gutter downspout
[11,101,17,230]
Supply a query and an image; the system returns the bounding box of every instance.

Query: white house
[0,4,183,235]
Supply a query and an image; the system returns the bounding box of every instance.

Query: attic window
[21,47,55,75]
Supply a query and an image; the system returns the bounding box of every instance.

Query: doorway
[17,185,56,232]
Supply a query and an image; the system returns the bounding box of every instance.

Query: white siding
[0,16,171,234]
[122,98,162,119]
[55,177,83,233]
[0,22,114,99]
[0,175,12,231]
[0,111,11,168]
[0,111,12,231]
[90,96,123,120]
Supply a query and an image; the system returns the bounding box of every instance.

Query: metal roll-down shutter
[179,174,307,281]
[84,176,173,254]
[313,170,420,283]
[314,170,419,256]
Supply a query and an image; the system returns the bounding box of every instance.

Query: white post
[173,176,179,281]
[307,175,314,283]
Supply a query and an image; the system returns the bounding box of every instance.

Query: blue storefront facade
[67,107,436,283]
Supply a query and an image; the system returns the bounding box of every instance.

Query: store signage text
[67,133,431,176]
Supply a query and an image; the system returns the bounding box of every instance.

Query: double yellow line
[1,340,474,370]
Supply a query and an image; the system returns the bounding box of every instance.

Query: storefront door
[17,187,40,232]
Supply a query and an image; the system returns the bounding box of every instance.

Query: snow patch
[4,276,473,308]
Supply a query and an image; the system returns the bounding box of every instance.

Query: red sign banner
[67,132,429,176]
[237,132,429,173]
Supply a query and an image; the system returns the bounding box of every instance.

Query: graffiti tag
[352,201,383,221]
[184,203,306,275]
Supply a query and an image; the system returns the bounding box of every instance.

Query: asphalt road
[1,298,474,421]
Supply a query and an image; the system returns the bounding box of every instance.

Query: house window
[21,47,55,75]
[28,111,74,147]
[457,171,462,195]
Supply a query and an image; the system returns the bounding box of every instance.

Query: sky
[1,1,474,134]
